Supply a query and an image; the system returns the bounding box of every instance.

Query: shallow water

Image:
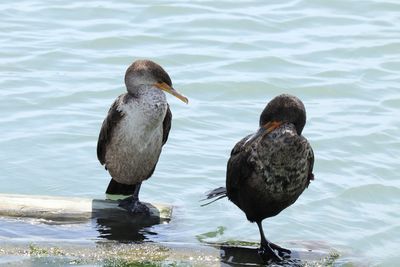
[1,0,400,266]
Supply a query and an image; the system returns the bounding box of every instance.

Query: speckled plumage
[202,94,314,262]
[226,122,314,222]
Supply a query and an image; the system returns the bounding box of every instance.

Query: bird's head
[243,94,306,147]
[259,94,306,135]
[124,59,188,104]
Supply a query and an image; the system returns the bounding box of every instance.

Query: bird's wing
[226,135,253,202]
[230,133,253,156]
[307,143,315,184]
[97,95,125,167]
[162,104,172,146]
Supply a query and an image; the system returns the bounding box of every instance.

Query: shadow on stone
[219,245,327,266]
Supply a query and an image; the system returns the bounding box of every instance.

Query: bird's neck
[127,85,167,105]
[123,85,167,130]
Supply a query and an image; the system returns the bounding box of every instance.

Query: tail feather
[200,186,227,206]
[106,179,136,195]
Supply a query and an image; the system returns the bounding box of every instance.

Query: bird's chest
[249,127,308,194]
[113,100,167,153]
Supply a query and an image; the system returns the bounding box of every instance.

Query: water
[1,0,400,265]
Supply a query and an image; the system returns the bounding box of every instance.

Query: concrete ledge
[0,193,172,223]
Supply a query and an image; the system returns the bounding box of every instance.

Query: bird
[202,94,314,262]
[97,59,188,214]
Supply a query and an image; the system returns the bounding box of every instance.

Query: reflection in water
[95,215,159,242]
[92,199,166,242]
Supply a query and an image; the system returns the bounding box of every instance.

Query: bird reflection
[92,199,167,242]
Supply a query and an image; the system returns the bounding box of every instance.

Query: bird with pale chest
[202,94,314,263]
[97,59,188,214]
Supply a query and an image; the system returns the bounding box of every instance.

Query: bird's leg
[256,221,291,262]
[256,221,282,262]
[118,182,150,215]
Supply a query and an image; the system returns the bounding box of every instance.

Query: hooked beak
[244,121,283,146]
[154,82,189,104]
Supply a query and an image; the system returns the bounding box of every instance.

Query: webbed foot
[118,196,150,215]
[258,243,283,262]
[269,241,292,256]
[258,242,291,263]
[255,221,291,263]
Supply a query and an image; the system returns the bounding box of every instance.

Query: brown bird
[203,94,314,262]
[97,59,188,214]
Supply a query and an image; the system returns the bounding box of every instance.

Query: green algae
[0,242,220,266]
[195,226,226,243]
[0,240,350,266]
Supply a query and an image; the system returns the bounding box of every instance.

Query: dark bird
[202,94,314,262]
[97,59,188,214]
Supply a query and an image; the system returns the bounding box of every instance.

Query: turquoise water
[1,0,400,266]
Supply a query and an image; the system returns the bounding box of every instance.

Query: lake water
[1,0,400,266]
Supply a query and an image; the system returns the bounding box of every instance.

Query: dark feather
[200,187,227,206]
[97,94,125,167]
[106,179,136,195]
[307,145,315,186]
[204,186,227,199]
[162,104,172,145]
[226,136,253,209]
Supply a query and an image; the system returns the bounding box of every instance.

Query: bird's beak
[154,82,189,104]
[262,121,283,133]
[244,121,283,146]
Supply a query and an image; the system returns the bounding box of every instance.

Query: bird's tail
[200,186,227,206]
[106,179,136,196]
